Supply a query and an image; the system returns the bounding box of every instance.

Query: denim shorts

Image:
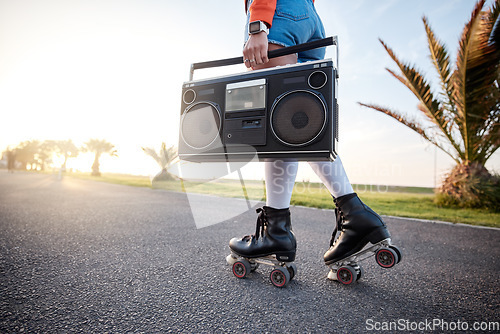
[245,0,326,62]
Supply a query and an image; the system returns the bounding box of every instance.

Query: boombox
[178,37,339,162]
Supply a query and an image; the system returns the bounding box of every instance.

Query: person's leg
[228,159,298,260]
[229,36,299,258]
[265,160,298,209]
[229,0,322,262]
[308,157,353,198]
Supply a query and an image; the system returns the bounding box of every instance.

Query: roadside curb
[382,215,500,231]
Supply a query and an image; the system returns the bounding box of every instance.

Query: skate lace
[242,208,268,242]
[329,207,344,247]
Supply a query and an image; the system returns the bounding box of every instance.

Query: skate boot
[324,193,402,285]
[226,206,297,287]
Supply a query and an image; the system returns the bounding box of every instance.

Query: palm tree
[55,140,79,171]
[15,140,41,170]
[2,147,17,172]
[359,0,500,209]
[83,139,117,176]
[142,143,178,181]
[37,140,57,171]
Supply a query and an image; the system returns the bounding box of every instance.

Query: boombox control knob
[183,89,196,104]
[227,134,232,138]
[308,71,328,89]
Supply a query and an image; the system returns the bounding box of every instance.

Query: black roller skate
[324,193,402,285]
[226,206,297,288]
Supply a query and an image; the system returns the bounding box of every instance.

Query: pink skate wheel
[336,266,356,285]
[375,248,398,268]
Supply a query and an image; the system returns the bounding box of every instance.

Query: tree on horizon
[142,143,178,181]
[55,140,79,171]
[83,139,117,176]
[13,140,54,171]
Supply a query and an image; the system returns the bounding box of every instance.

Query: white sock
[265,160,298,209]
[309,156,354,198]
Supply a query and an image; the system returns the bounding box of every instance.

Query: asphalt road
[1,172,499,333]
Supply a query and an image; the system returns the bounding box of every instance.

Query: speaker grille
[271,90,327,146]
[181,102,221,149]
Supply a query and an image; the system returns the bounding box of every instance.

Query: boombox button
[243,120,262,128]
[227,134,232,138]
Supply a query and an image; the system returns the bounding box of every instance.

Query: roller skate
[324,193,402,285]
[226,206,297,288]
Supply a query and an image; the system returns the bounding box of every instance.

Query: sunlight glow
[1,0,498,186]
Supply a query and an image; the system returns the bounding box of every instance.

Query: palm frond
[378,41,465,158]
[453,0,486,160]
[84,139,117,157]
[142,147,163,167]
[423,17,456,112]
[455,0,500,162]
[358,102,461,163]
[161,143,178,165]
[380,41,440,123]
[143,143,178,169]
[475,106,500,162]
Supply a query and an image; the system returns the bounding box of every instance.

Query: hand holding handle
[189,36,338,81]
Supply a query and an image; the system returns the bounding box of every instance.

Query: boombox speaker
[178,37,339,162]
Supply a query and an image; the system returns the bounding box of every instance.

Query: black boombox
[178,37,339,162]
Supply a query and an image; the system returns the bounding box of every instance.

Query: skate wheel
[355,264,364,281]
[286,263,297,280]
[375,248,398,268]
[270,267,290,288]
[337,265,357,285]
[232,259,251,279]
[389,245,402,264]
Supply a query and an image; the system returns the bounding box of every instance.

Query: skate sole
[324,227,390,265]
[229,249,296,262]
[326,239,402,284]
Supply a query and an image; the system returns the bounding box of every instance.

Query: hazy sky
[1,0,498,187]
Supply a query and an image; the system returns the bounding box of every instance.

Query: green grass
[62,172,153,188]
[62,171,499,228]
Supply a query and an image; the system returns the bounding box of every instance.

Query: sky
[0,0,498,187]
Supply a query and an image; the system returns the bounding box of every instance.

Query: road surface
[1,172,499,333]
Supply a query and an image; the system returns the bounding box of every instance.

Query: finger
[243,57,251,68]
[250,58,258,70]
[254,52,263,65]
[243,45,252,68]
[243,53,251,68]
[261,48,269,64]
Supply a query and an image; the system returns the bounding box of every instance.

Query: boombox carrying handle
[189,36,338,81]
